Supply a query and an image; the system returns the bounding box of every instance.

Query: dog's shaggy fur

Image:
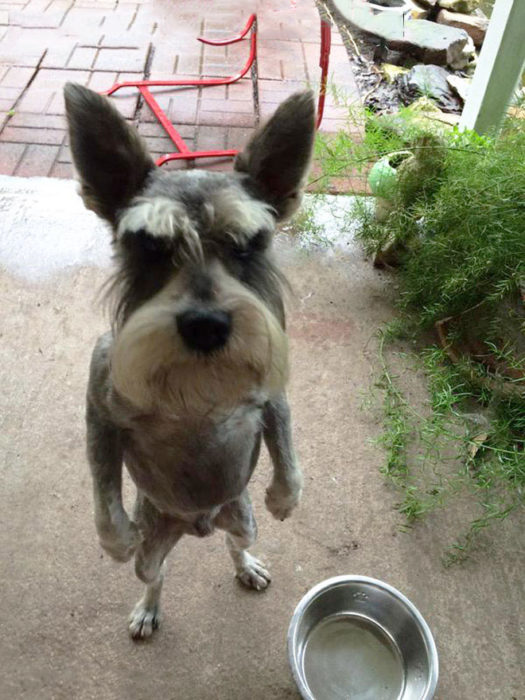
[64,82,315,638]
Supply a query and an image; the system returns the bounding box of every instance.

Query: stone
[381,62,409,83]
[437,8,488,46]
[447,73,471,102]
[400,63,462,111]
[407,95,443,112]
[508,105,525,120]
[373,43,409,65]
[387,20,475,69]
[408,0,430,20]
[371,103,458,148]
[367,0,429,19]
[366,0,406,5]
[374,233,407,265]
[332,0,475,68]
[473,7,488,19]
[405,98,461,129]
[438,0,479,12]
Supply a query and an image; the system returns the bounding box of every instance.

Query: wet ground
[0,176,523,699]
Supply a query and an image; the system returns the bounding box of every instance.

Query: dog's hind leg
[215,491,271,591]
[129,495,184,639]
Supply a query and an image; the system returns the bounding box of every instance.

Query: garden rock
[333,0,475,68]
[366,0,406,5]
[381,62,409,83]
[408,1,430,20]
[373,233,407,266]
[473,6,488,19]
[437,0,479,12]
[367,0,429,17]
[447,73,471,102]
[387,19,474,68]
[437,8,488,46]
[399,63,462,111]
[373,43,409,65]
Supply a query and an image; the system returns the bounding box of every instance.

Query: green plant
[314,108,525,561]
[377,337,524,561]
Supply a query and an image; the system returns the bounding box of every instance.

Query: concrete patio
[0,174,524,699]
[0,1,524,699]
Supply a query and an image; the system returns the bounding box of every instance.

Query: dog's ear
[234,90,316,219]
[64,82,154,224]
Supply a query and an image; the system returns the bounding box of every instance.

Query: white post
[459,0,525,134]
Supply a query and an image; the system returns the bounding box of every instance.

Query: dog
[63,82,315,639]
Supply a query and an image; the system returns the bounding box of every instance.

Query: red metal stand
[317,18,332,130]
[103,13,331,167]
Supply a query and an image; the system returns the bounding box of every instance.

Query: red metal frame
[103,13,331,166]
[317,18,332,130]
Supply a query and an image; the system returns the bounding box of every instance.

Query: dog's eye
[249,229,269,252]
[231,230,269,261]
[232,244,252,260]
[121,228,170,255]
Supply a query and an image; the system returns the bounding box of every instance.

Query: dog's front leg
[263,394,303,521]
[86,402,140,562]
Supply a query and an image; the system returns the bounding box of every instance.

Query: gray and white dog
[63,83,315,639]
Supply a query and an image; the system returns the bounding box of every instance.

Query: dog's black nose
[176,309,232,353]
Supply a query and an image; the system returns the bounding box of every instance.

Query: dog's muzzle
[176,309,232,354]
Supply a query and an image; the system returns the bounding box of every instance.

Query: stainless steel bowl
[288,576,438,700]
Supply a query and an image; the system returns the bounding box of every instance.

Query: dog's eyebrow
[118,197,203,262]
[208,188,275,244]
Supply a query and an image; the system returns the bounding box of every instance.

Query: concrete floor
[0,177,523,699]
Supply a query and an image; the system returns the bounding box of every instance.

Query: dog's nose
[176,309,232,353]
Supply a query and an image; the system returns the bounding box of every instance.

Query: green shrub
[315,110,525,561]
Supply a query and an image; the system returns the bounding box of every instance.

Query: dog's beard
[111,283,288,416]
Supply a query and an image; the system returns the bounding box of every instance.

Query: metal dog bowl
[288,576,438,700]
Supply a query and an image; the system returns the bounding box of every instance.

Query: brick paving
[0,0,359,178]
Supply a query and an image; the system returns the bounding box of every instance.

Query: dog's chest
[122,402,264,516]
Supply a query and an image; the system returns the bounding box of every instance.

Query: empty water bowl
[288,575,438,700]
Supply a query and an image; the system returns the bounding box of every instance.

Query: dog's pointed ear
[64,82,154,224]
[234,90,316,219]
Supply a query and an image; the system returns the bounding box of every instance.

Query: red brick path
[0,0,359,177]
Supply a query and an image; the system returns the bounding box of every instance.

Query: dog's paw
[236,552,271,591]
[265,475,303,521]
[98,517,141,563]
[128,600,160,640]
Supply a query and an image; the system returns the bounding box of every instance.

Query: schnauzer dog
[64,82,315,639]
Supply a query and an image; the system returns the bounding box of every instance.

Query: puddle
[0,175,111,282]
[278,194,372,258]
[0,177,370,282]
